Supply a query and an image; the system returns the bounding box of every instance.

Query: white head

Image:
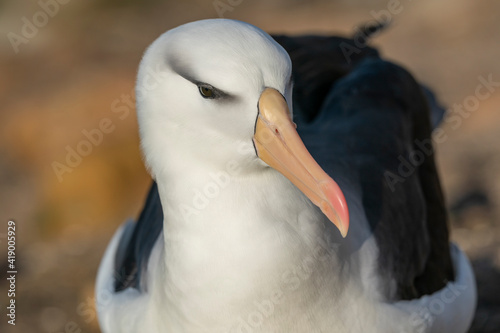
[135,19,349,236]
[136,19,292,177]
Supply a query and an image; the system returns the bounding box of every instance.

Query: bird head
[136,19,349,237]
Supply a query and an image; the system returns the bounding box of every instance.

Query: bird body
[96,19,476,333]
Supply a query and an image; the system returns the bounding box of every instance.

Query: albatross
[96,19,477,332]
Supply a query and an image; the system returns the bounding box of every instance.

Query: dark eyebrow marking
[167,55,236,101]
[168,56,197,83]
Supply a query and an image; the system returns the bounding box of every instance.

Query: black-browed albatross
[96,19,476,333]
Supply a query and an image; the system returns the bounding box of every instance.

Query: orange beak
[253,88,349,237]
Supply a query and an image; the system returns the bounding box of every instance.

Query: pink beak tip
[320,180,350,237]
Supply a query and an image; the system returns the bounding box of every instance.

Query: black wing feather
[114,182,163,292]
[295,55,453,299]
[274,33,453,298]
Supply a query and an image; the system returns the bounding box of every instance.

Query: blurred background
[0,0,499,332]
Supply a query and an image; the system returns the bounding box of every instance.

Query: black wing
[114,182,163,292]
[283,36,453,299]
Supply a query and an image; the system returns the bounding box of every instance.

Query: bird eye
[198,85,215,99]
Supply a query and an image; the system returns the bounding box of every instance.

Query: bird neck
[153,166,348,330]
